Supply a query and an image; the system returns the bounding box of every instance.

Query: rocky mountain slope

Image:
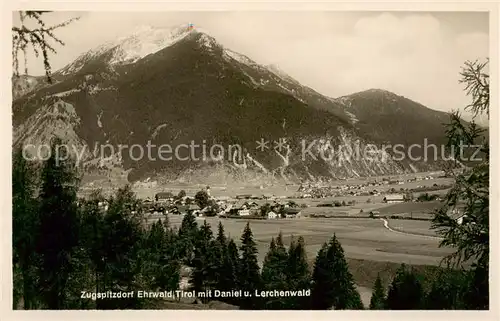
[12,24,456,185]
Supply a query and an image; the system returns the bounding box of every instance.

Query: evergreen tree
[97,185,144,309]
[220,239,239,295]
[64,232,95,309]
[369,274,386,310]
[64,194,107,309]
[425,269,468,309]
[216,221,227,245]
[237,222,261,309]
[386,264,424,310]
[285,236,311,309]
[310,243,330,309]
[213,222,227,290]
[190,220,217,302]
[463,258,489,309]
[178,211,198,263]
[310,235,362,310]
[261,235,288,309]
[349,286,364,309]
[12,149,39,309]
[78,190,112,309]
[36,140,80,309]
[144,220,180,294]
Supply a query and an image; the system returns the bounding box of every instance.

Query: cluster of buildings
[142,188,303,220]
[297,174,444,200]
[297,182,387,198]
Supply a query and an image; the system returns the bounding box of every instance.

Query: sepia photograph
[9,7,493,312]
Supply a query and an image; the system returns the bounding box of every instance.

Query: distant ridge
[13,24,459,185]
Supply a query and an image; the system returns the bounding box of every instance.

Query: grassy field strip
[380,218,443,240]
[149,214,449,308]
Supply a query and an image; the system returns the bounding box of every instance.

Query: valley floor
[161,216,451,267]
[148,215,452,308]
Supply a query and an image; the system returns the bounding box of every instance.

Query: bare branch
[459,59,490,118]
[12,11,80,83]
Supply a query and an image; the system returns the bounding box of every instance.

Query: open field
[161,215,452,267]
[372,201,442,219]
[301,201,392,217]
[152,215,452,307]
[293,199,442,218]
[386,219,438,237]
[102,172,454,308]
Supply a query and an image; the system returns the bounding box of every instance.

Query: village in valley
[88,170,457,227]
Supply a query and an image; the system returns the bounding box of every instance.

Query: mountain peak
[105,24,198,65]
[341,88,402,101]
[58,23,209,75]
[363,88,398,95]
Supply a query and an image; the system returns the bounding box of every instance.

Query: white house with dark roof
[267,211,278,219]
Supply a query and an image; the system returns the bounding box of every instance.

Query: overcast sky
[14,11,489,122]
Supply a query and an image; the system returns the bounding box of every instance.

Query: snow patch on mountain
[277,82,295,94]
[88,84,117,95]
[240,69,261,87]
[59,24,196,75]
[344,110,359,124]
[334,96,353,108]
[108,25,194,64]
[197,33,217,49]
[223,49,256,66]
[52,89,81,98]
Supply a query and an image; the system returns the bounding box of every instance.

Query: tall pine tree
[261,234,289,309]
[142,220,180,294]
[78,190,106,308]
[178,211,198,263]
[237,222,261,309]
[285,236,311,309]
[36,140,80,309]
[12,149,39,309]
[310,243,330,309]
[369,274,386,310]
[425,269,468,309]
[386,264,424,310]
[190,220,218,302]
[97,185,144,309]
[213,222,228,293]
[216,221,227,245]
[311,235,363,310]
[218,238,239,305]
